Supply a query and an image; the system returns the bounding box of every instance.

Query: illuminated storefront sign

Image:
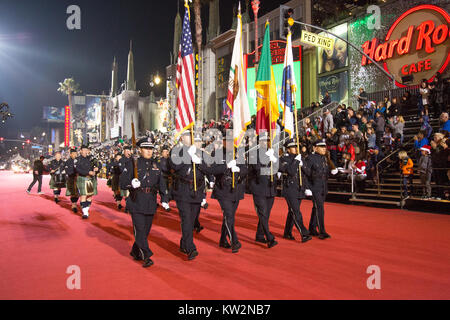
[361,5,450,86]
[64,105,70,147]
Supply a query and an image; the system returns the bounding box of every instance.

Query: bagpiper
[49,151,66,203]
[64,148,80,213]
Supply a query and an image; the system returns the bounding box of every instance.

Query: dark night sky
[0,0,287,137]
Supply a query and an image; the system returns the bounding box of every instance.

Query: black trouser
[309,191,326,234]
[130,212,154,260]
[194,206,201,229]
[28,174,42,192]
[218,199,239,245]
[177,200,201,252]
[253,195,275,242]
[284,196,309,237]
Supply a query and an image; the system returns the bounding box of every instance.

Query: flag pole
[191,126,197,192]
[293,90,302,186]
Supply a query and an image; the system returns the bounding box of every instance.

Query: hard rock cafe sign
[361,5,450,87]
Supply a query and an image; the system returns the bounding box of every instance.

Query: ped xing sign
[300,30,335,50]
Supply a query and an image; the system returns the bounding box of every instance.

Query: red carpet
[0,170,449,300]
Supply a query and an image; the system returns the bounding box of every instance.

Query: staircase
[328,100,446,209]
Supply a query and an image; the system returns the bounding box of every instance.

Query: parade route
[0,170,449,300]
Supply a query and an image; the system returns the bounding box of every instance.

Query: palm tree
[58,78,81,146]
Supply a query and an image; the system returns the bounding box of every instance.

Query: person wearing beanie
[418,145,433,199]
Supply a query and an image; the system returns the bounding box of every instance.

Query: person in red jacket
[338,139,355,162]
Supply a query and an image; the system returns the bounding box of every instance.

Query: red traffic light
[0,137,4,141]
[26,139,30,144]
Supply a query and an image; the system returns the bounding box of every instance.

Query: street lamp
[251,0,260,63]
[149,74,162,88]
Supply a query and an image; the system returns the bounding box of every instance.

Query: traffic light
[26,139,30,144]
[280,5,294,39]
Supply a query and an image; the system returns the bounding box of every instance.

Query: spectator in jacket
[418,145,433,199]
[414,130,429,158]
[323,109,334,134]
[374,111,385,147]
[399,151,414,199]
[321,91,331,106]
[388,115,405,144]
[440,112,450,133]
[27,156,45,194]
[420,115,433,140]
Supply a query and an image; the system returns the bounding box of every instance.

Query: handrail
[375,136,415,196]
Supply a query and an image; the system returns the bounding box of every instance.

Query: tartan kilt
[49,174,66,190]
[66,176,79,197]
[76,176,98,196]
[111,174,120,192]
[120,189,129,198]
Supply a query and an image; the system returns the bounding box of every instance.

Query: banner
[64,105,70,147]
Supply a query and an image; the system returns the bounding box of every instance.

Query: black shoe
[142,258,154,268]
[219,242,231,249]
[283,234,295,240]
[72,207,78,213]
[179,248,188,254]
[130,251,142,261]
[301,235,312,243]
[255,238,267,244]
[195,225,204,233]
[267,239,278,248]
[82,215,88,219]
[231,242,242,253]
[188,250,198,260]
[118,204,123,210]
[309,230,320,237]
[54,198,59,203]
[318,233,331,240]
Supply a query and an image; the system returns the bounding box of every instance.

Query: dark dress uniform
[109,158,123,202]
[248,148,278,247]
[49,158,66,202]
[118,155,133,198]
[302,143,332,238]
[169,143,213,259]
[158,155,173,207]
[279,149,311,242]
[210,150,247,252]
[64,156,79,211]
[120,150,168,267]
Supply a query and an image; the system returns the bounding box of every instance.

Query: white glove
[227,160,237,169]
[201,199,207,207]
[161,202,170,210]
[131,178,141,189]
[277,172,282,179]
[188,145,197,156]
[209,181,215,189]
[331,168,338,175]
[265,148,275,158]
[269,155,278,163]
[231,166,240,173]
[305,189,313,196]
[191,154,202,164]
[295,154,303,166]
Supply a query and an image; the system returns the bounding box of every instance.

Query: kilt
[66,176,79,197]
[111,174,120,192]
[120,189,129,198]
[50,174,66,190]
[76,176,98,196]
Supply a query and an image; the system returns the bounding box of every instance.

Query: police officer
[49,151,66,203]
[302,139,338,239]
[192,134,210,233]
[118,145,133,212]
[210,137,247,253]
[75,145,99,219]
[169,131,213,260]
[120,137,169,267]
[279,138,312,243]
[248,133,278,248]
[64,148,79,213]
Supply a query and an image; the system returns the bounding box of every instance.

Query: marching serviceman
[302,139,338,239]
[170,131,213,260]
[109,152,124,210]
[118,145,133,212]
[158,145,173,210]
[64,148,79,213]
[120,137,169,268]
[209,138,247,253]
[279,138,312,243]
[75,145,99,219]
[49,151,66,203]
[248,133,279,248]
[192,134,209,233]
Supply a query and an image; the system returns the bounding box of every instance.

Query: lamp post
[251,0,260,63]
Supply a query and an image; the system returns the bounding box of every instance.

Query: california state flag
[226,3,251,148]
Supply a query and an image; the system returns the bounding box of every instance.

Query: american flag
[175,4,195,137]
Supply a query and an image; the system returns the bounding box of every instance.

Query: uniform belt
[140,187,157,194]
